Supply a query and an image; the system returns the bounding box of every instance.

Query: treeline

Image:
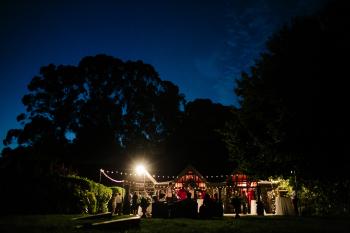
[0,56,233,178]
[222,0,350,215]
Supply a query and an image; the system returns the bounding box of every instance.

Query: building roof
[175,164,207,183]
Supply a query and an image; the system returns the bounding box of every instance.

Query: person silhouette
[115,192,123,215]
[131,192,139,215]
[166,182,174,203]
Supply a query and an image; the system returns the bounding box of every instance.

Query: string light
[100,168,252,182]
[100,169,124,183]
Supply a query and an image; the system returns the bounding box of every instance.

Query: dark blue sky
[0,0,326,151]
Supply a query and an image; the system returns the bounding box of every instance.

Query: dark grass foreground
[0,215,349,233]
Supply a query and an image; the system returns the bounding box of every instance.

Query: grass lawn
[0,215,349,233]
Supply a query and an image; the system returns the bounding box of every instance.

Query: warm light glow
[136,164,146,175]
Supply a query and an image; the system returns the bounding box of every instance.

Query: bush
[299,180,350,216]
[95,183,113,213]
[86,191,97,214]
[0,174,112,214]
[65,175,112,214]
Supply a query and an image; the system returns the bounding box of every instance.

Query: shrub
[87,191,97,214]
[0,174,112,214]
[65,175,112,214]
[299,180,350,216]
[95,183,113,213]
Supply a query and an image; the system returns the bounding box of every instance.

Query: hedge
[0,174,113,214]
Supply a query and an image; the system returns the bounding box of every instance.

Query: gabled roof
[175,164,208,183]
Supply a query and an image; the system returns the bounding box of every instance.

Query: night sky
[0,0,327,152]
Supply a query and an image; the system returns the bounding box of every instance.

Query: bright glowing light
[136,164,146,175]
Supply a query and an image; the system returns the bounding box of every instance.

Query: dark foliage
[0,173,112,214]
[225,0,349,180]
[223,0,350,215]
[2,55,185,178]
[161,99,235,174]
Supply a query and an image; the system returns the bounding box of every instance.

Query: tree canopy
[163,99,234,174]
[2,55,185,176]
[224,0,349,181]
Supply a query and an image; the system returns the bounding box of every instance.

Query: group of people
[111,183,299,218]
[131,191,153,215]
[111,190,152,216]
[152,182,223,218]
[110,182,225,218]
[197,192,224,218]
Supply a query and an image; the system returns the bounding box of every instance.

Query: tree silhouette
[163,99,234,174]
[2,55,185,176]
[224,0,349,181]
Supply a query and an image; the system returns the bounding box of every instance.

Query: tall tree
[163,99,234,174]
[224,0,349,181]
[2,55,185,176]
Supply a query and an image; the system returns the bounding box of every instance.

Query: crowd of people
[110,182,225,219]
[110,183,300,218]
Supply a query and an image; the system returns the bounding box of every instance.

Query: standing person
[256,186,264,216]
[131,192,139,215]
[188,184,195,199]
[122,184,131,215]
[213,193,219,203]
[159,190,166,202]
[115,192,123,215]
[213,192,223,217]
[199,193,213,219]
[166,182,174,203]
[231,191,242,218]
[110,192,117,216]
[166,182,175,217]
[247,190,255,214]
[182,192,198,218]
[241,191,248,214]
[291,190,299,216]
[177,187,187,200]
